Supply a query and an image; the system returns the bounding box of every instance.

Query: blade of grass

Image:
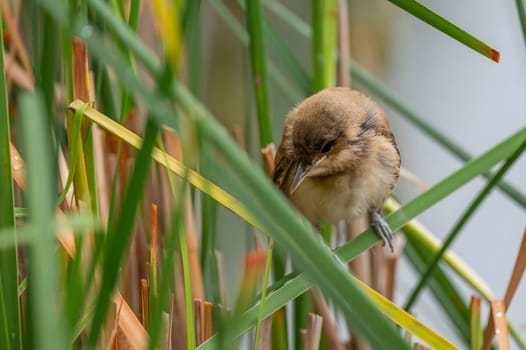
[311,0,324,92]
[20,90,67,350]
[515,0,526,49]
[322,0,337,88]
[386,0,499,62]
[182,0,202,96]
[404,137,526,310]
[87,117,159,346]
[243,1,286,348]
[245,0,273,148]
[470,296,482,350]
[404,233,470,346]
[180,217,197,350]
[40,11,59,122]
[0,11,23,350]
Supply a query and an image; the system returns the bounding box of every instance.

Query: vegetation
[0,0,525,349]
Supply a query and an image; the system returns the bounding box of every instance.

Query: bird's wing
[272,144,297,197]
[272,114,299,197]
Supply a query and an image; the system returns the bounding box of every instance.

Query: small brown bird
[272,87,400,250]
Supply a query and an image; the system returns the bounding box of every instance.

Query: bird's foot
[371,212,394,252]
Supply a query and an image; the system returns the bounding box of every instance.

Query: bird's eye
[321,140,335,154]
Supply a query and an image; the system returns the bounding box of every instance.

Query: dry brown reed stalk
[337,0,351,88]
[301,313,323,350]
[260,143,276,176]
[231,124,245,150]
[399,166,429,192]
[385,235,404,301]
[370,244,387,296]
[215,251,228,306]
[470,295,482,348]
[162,129,205,300]
[193,299,214,346]
[482,228,526,349]
[93,123,110,224]
[347,218,372,285]
[150,203,159,297]
[1,0,34,83]
[9,142,149,349]
[311,289,346,350]
[236,249,267,314]
[194,299,204,345]
[72,37,90,103]
[141,278,149,328]
[106,298,124,350]
[256,316,273,350]
[385,253,398,302]
[166,294,175,350]
[489,300,510,350]
[203,301,213,342]
[3,55,34,91]
[124,231,142,316]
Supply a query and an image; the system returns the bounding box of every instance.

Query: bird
[272,87,400,251]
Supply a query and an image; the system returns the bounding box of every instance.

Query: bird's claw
[371,212,394,253]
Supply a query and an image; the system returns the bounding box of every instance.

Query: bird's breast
[290,159,396,225]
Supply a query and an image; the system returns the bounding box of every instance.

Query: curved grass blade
[69,100,262,230]
[245,0,273,148]
[199,270,457,350]
[404,234,470,346]
[515,0,526,49]
[404,137,526,310]
[387,0,500,62]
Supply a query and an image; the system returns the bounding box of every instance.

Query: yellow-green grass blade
[69,100,261,231]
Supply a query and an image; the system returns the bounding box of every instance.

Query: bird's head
[286,87,381,193]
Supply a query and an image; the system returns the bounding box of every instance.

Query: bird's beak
[290,163,308,194]
[290,157,326,194]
